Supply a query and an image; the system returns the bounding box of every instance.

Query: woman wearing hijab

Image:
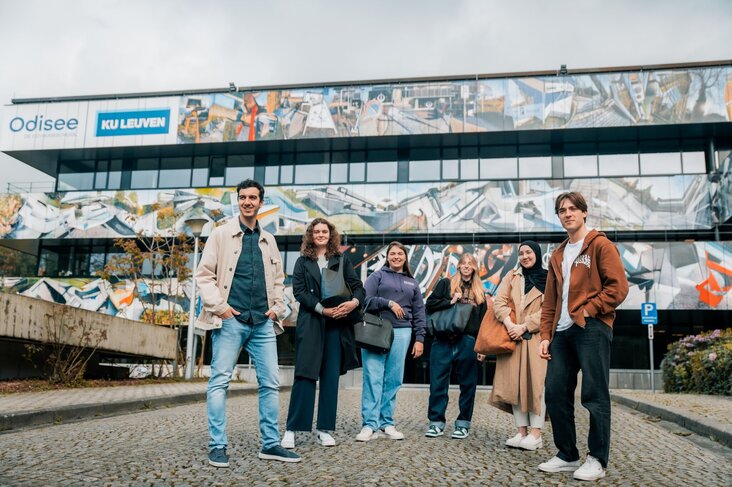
[485,240,548,451]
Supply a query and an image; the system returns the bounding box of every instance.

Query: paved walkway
[610,389,732,448]
[0,388,730,486]
[0,381,256,431]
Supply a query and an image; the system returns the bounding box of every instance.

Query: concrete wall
[0,293,176,360]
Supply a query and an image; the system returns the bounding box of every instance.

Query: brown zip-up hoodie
[539,229,629,342]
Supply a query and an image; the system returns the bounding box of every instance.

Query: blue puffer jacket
[364,267,427,343]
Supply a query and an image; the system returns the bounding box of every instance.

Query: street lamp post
[184,217,207,380]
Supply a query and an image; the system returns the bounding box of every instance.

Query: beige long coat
[489,268,547,416]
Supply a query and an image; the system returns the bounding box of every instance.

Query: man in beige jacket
[196,179,300,467]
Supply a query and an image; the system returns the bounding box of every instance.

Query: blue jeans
[427,334,478,430]
[361,327,412,430]
[207,317,280,451]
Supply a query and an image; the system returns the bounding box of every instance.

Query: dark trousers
[428,334,479,429]
[286,325,341,431]
[545,318,613,468]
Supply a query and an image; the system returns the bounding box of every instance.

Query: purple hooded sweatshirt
[364,266,427,343]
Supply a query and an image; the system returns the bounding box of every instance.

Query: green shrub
[662,328,732,396]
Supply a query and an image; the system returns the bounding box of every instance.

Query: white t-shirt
[556,238,584,332]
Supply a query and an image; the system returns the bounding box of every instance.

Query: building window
[58,160,95,191]
[192,156,209,187]
[367,161,397,182]
[225,155,255,186]
[130,158,159,189]
[640,152,681,176]
[564,155,598,177]
[682,151,706,174]
[350,162,365,182]
[518,157,551,179]
[264,165,279,185]
[460,159,479,180]
[280,165,294,184]
[295,163,329,184]
[442,159,459,180]
[159,157,192,188]
[331,163,348,183]
[409,160,440,181]
[108,160,122,189]
[599,154,638,176]
[481,157,517,179]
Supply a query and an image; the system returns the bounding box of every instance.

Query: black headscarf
[519,240,548,294]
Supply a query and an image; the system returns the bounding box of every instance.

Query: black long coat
[292,252,365,380]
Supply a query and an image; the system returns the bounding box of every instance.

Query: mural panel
[3,241,731,325]
[2,169,729,240]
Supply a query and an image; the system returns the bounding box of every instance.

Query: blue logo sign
[641,302,657,325]
[96,109,170,137]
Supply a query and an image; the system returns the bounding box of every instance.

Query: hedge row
[662,328,732,396]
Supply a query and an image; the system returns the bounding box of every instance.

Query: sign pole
[648,323,654,393]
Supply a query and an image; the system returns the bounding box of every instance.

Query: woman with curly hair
[281,218,364,449]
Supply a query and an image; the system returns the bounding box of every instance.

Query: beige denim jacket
[194,217,286,334]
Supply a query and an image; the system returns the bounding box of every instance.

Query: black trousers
[286,325,341,431]
[545,318,613,468]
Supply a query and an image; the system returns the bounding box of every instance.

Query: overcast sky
[1,0,730,189]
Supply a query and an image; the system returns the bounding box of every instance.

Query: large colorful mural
[1,168,730,240]
[2,241,731,325]
[178,66,732,144]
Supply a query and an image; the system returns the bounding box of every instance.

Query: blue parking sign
[641,302,658,325]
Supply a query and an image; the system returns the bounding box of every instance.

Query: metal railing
[5,181,56,194]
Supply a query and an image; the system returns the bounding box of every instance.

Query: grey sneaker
[451,427,469,439]
[208,447,229,468]
[258,445,302,463]
[425,425,444,438]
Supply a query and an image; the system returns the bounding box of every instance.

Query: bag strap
[364,270,383,318]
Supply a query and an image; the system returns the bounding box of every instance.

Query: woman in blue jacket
[356,241,427,442]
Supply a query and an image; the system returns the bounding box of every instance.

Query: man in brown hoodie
[537,191,629,482]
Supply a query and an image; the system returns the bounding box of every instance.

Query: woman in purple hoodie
[355,241,427,442]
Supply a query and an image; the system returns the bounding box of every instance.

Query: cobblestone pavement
[0,389,730,486]
[611,389,731,425]
[0,382,255,415]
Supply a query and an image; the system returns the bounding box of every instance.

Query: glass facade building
[2,61,731,382]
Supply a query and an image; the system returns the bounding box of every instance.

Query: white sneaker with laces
[316,430,336,447]
[355,426,378,442]
[381,425,405,440]
[519,434,543,451]
[538,455,581,473]
[505,433,526,448]
[573,455,606,481]
[281,430,295,449]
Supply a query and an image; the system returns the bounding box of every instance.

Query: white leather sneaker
[280,430,295,449]
[519,434,543,451]
[538,455,581,473]
[355,426,378,442]
[381,425,405,440]
[573,455,606,481]
[505,433,526,448]
[316,430,336,447]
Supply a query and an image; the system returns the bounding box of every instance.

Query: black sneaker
[208,447,229,468]
[258,445,302,462]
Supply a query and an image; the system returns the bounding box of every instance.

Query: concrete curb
[611,393,732,448]
[0,386,288,433]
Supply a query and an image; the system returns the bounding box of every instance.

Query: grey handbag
[427,303,473,336]
[321,253,352,307]
[354,312,394,353]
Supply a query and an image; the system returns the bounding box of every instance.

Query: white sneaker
[519,434,543,451]
[573,455,606,481]
[316,430,336,447]
[355,426,378,442]
[281,430,295,449]
[381,425,405,440]
[505,433,526,448]
[538,455,581,473]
